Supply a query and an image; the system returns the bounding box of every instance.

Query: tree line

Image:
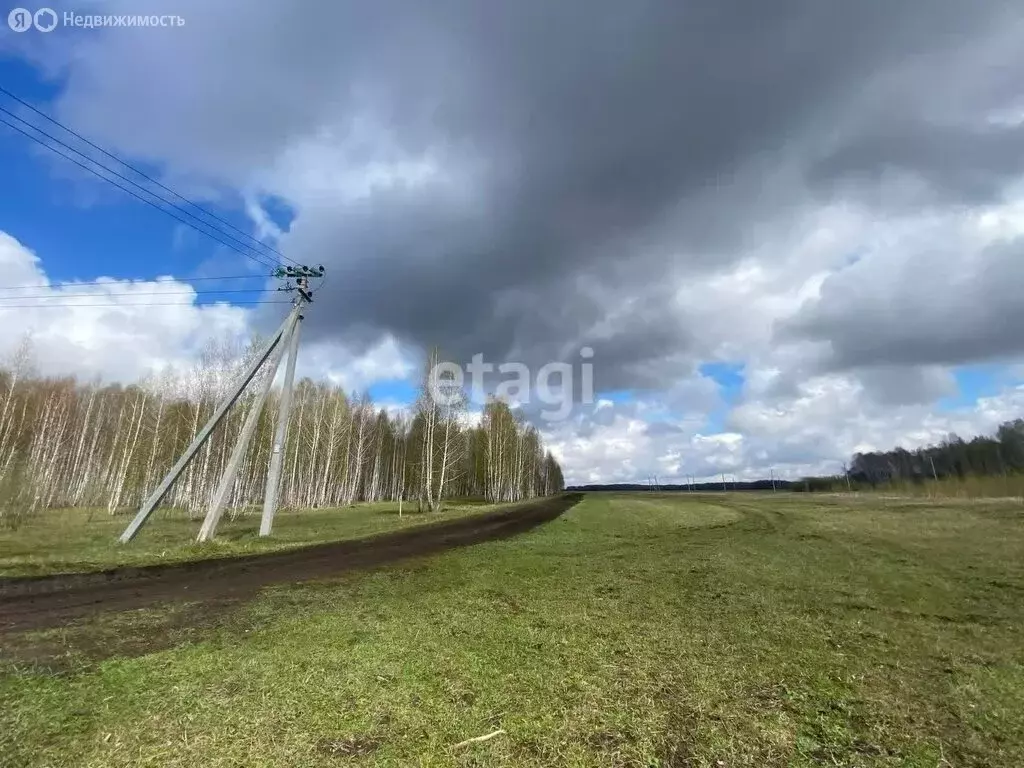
[845,421,1024,485]
[0,338,564,526]
[569,480,798,492]
[570,419,1024,496]
[792,419,1024,493]
[839,419,1024,487]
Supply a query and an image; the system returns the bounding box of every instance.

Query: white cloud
[0,231,415,392]
[302,335,413,394]
[545,377,1024,486]
[539,206,1024,484]
[0,232,250,382]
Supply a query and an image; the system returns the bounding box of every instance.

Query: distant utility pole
[119,264,324,544]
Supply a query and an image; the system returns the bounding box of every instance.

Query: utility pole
[196,311,297,543]
[119,264,324,544]
[260,312,302,536]
[119,304,299,543]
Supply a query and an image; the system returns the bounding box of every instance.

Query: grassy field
[2,492,1023,767]
[873,474,1024,500]
[0,499,496,577]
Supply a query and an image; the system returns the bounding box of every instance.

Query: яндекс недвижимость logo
[8,7,57,32]
[8,8,183,31]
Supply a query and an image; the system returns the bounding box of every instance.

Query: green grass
[875,474,1024,499]
[0,500,502,577]
[2,492,1024,767]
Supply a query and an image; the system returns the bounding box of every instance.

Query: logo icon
[7,7,57,31]
[33,7,57,31]
[7,7,32,31]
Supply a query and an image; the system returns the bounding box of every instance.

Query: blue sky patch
[940,364,1019,410]
[594,389,634,404]
[699,361,745,432]
[368,378,418,404]
[0,60,273,294]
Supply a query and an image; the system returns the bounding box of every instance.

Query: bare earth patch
[0,494,581,636]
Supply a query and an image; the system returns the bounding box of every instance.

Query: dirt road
[0,494,581,634]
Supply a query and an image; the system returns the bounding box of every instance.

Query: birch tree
[0,341,565,527]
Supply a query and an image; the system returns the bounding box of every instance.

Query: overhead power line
[0,109,281,272]
[0,274,269,290]
[0,116,277,273]
[0,288,272,300]
[0,299,292,309]
[0,85,298,268]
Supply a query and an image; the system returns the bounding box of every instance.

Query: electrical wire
[0,85,299,268]
[0,299,293,308]
[0,288,274,300]
[0,109,280,272]
[0,274,269,290]
[0,115,279,274]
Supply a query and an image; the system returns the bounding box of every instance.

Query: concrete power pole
[196,311,298,543]
[260,314,302,536]
[119,264,323,544]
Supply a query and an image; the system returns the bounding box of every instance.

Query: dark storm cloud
[857,367,957,407]
[276,0,1019,376]
[811,121,1024,205]
[781,237,1024,371]
[51,0,1024,388]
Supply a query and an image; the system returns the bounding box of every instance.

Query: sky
[1,0,1023,486]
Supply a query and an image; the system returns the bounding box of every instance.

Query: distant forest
[570,419,1024,493]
